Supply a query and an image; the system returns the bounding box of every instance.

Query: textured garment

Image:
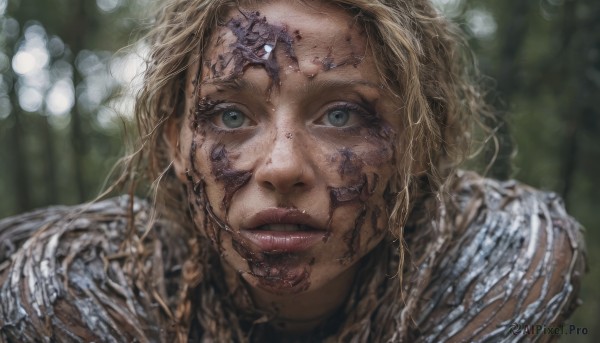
[0,172,586,342]
[408,173,586,342]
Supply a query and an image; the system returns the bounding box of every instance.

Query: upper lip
[242,208,326,231]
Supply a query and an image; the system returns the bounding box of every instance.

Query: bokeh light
[46,79,74,116]
[18,86,43,112]
[96,0,122,13]
[466,9,497,39]
[0,0,7,17]
[431,0,465,18]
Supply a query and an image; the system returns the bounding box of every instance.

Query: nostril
[293,181,306,189]
[257,165,311,194]
[261,180,276,191]
[261,178,306,192]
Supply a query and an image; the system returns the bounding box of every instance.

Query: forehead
[201,0,372,82]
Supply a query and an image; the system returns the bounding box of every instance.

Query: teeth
[259,224,312,232]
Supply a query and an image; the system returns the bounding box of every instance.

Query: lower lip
[240,230,326,253]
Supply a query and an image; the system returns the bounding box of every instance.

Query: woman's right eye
[219,108,247,129]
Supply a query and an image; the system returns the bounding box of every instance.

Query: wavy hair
[117,0,493,340]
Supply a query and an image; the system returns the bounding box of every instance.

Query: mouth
[240,208,327,252]
[255,224,317,232]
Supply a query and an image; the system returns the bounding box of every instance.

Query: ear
[164,114,188,184]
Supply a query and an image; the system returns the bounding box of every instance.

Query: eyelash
[320,102,374,128]
[200,103,251,131]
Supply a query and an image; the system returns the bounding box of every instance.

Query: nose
[254,130,315,194]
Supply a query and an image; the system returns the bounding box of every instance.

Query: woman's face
[173,0,400,295]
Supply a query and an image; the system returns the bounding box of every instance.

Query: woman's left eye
[326,109,351,127]
[221,109,246,128]
[318,104,366,128]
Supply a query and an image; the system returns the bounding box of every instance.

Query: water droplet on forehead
[262,44,273,60]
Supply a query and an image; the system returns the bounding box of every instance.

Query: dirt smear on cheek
[186,96,251,249]
[326,139,398,262]
[340,205,367,264]
[184,173,224,248]
[207,10,298,88]
[371,206,383,236]
[209,144,252,213]
[338,147,363,179]
[192,97,253,216]
[333,122,397,260]
[360,117,397,169]
[327,173,378,258]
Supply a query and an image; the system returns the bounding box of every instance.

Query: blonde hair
[120,0,492,340]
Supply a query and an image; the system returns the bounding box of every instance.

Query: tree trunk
[486,0,533,180]
[9,94,31,212]
[66,0,89,202]
[41,115,58,204]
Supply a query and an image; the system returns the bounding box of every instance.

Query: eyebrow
[203,76,381,95]
[303,78,381,94]
[203,78,265,94]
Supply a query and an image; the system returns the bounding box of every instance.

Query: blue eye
[222,109,246,128]
[327,109,350,127]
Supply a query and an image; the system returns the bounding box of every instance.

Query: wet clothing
[0,172,586,342]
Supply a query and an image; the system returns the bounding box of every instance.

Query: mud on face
[187,94,315,293]
[327,121,396,264]
[204,10,298,87]
[183,4,398,293]
[204,10,366,85]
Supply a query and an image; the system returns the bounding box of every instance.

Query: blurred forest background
[0,0,598,340]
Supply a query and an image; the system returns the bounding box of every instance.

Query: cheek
[208,144,252,214]
[183,95,254,219]
[328,177,391,265]
[180,112,238,248]
[325,127,397,264]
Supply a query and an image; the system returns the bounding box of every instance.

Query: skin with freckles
[170,0,400,331]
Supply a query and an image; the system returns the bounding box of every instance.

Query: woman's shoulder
[414,171,586,342]
[0,196,185,342]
